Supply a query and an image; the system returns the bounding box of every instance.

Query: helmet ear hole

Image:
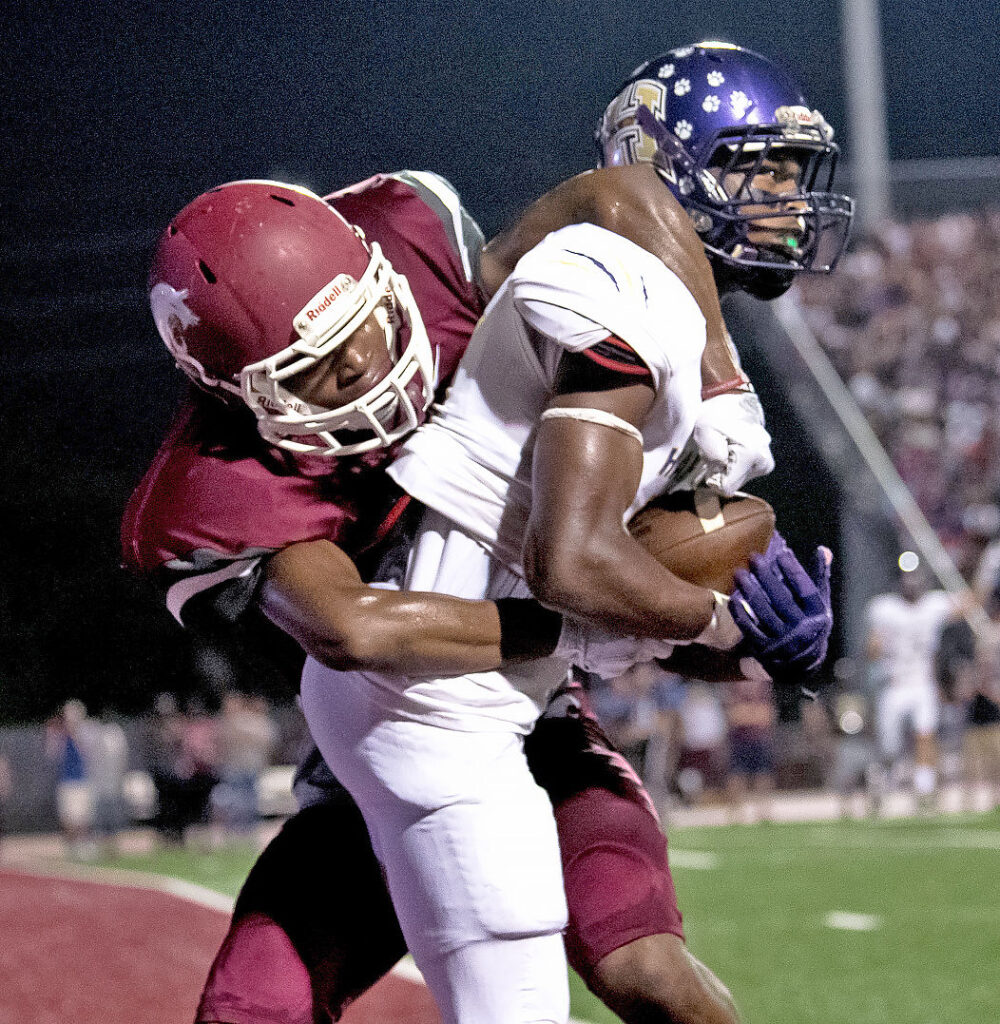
[198,261,217,284]
[269,194,295,207]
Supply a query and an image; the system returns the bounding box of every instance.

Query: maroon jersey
[122,171,487,624]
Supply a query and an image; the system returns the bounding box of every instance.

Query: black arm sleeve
[553,336,653,395]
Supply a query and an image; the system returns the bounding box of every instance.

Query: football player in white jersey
[296,224,760,1024]
[298,44,844,1019]
[865,566,958,805]
[137,169,770,1024]
[296,224,767,1024]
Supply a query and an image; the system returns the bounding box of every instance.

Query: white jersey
[389,222,707,574]
[866,589,956,690]
[337,223,703,730]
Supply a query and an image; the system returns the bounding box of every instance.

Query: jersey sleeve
[575,336,654,378]
[509,223,706,391]
[158,549,270,627]
[121,400,362,626]
[328,169,486,292]
[386,171,486,291]
[552,334,655,395]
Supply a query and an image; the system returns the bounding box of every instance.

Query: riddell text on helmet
[304,275,355,321]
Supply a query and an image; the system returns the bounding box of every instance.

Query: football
[628,488,775,593]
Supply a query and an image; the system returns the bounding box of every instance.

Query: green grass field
[101,812,1000,1024]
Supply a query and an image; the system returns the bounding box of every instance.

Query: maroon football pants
[197,691,683,1024]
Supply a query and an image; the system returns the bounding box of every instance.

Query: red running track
[0,868,441,1024]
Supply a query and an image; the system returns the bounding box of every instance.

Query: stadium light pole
[841,0,892,226]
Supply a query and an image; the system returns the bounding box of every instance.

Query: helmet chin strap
[708,258,795,300]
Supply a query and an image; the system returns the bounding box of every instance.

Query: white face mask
[240,243,436,457]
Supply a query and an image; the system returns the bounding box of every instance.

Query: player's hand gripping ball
[561,488,773,673]
[628,488,776,594]
[730,532,834,676]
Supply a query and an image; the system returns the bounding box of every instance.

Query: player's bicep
[259,539,364,651]
[537,342,656,524]
[525,373,654,600]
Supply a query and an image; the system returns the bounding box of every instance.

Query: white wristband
[693,591,743,651]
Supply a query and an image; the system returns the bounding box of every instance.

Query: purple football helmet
[596,41,854,299]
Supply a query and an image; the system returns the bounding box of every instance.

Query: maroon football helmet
[149,180,434,456]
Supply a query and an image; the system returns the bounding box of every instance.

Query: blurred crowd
[789,206,1000,815]
[9,610,1000,856]
[796,206,1000,578]
[582,661,831,825]
[34,691,292,858]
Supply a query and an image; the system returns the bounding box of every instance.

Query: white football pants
[299,511,570,1024]
[300,668,569,1024]
[877,683,940,760]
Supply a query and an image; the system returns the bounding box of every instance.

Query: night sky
[2,0,997,719]
[5,0,997,243]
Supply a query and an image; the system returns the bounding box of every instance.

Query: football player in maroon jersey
[126,41,843,1024]
[128,170,744,1024]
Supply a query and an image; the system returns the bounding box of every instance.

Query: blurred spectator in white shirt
[674,683,728,807]
[89,714,130,855]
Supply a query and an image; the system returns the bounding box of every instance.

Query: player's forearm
[527,522,715,640]
[265,582,497,675]
[286,592,560,676]
[261,540,559,676]
[325,589,507,675]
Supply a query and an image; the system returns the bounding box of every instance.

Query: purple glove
[730,532,833,678]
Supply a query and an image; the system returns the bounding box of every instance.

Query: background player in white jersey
[865,566,958,806]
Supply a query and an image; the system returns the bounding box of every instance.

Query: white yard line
[936,828,1000,849]
[3,859,237,912]
[805,825,1000,852]
[667,848,721,870]
[823,911,882,932]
